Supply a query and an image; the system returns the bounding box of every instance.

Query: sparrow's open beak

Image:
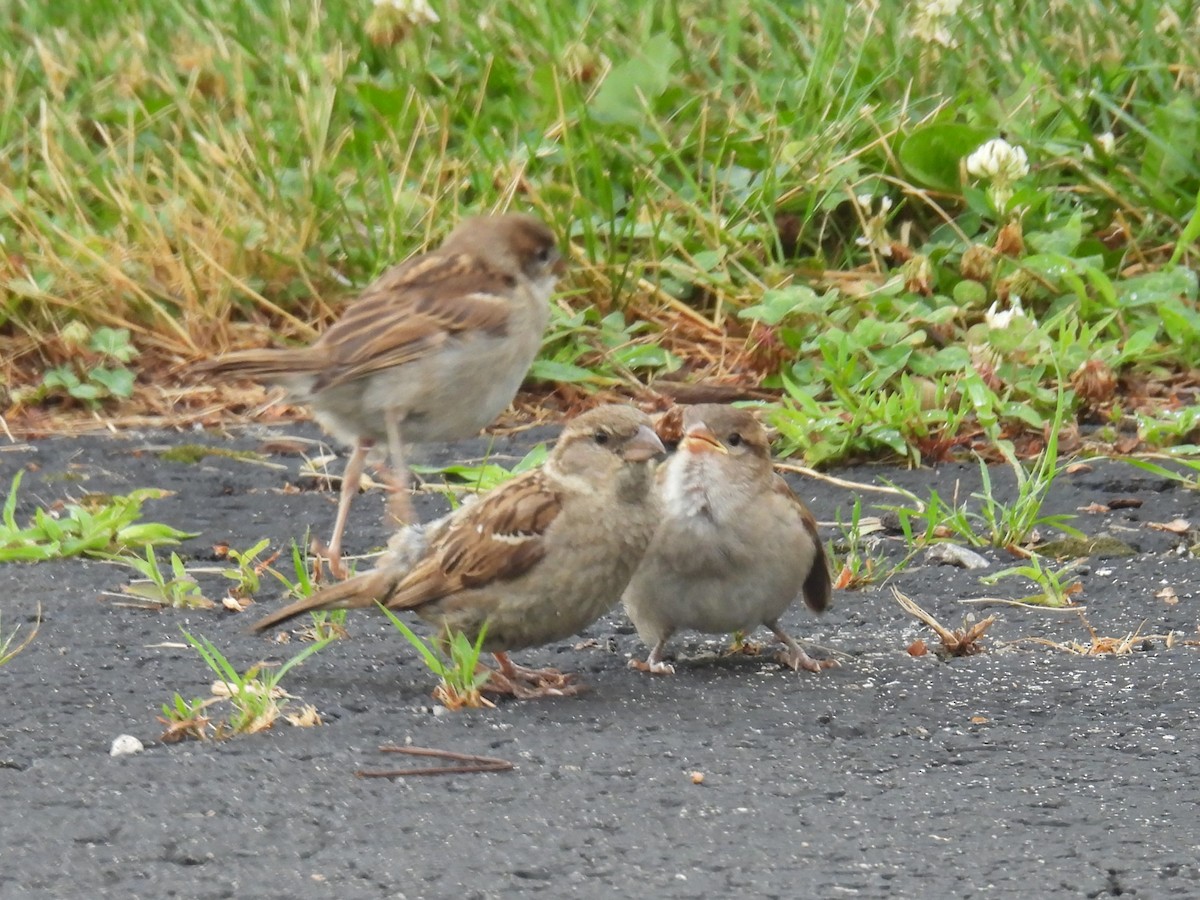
[622,424,667,462]
[681,422,728,455]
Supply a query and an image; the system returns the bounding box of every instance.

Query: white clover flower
[1082,131,1114,161]
[985,298,1034,331]
[966,138,1030,211]
[966,139,1029,182]
[908,0,963,47]
[854,194,895,257]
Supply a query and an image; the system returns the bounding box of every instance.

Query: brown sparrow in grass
[251,405,665,698]
[195,213,563,578]
[623,404,834,675]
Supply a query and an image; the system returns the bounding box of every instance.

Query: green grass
[3,0,1198,464]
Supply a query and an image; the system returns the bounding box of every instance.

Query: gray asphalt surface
[2,422,1199,898]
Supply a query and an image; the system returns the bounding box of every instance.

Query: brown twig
[355,745,515,778]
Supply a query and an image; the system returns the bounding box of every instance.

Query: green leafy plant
[829,498,890,589]
[265,540,317,600]
[530,306,681,387]
[980,554,1084,608]
[0,471,193,562]
[175,629,332,738]
[885,385,1081,549]
[414,444,549,500]
[220,538,276,598]
[0,603,41,667]
[111,546,212,609]
[260,540,349,636]
[36,326,139,408]
[157,692,217,743]
[1122,455,1200,491]
[378,606,492,710]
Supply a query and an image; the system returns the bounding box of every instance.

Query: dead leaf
[1079,502,1110,514]
[1147,518,1190,534]
[834,566,854,590]
[1156,587,1179,606]
[222,595,251,613]
[1065,462,1093,475]
[285,704,322,727]
[906,639,928,657]
[969,716,989,725]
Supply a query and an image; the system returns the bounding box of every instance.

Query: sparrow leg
[768,621,836,673]
[628,639,676,675]
[383,408,415,526]
[485,652,583,699]
[313,438,371,581]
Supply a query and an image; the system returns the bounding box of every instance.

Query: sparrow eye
[536,245,556,263]
[593,430,610,446]
[727,432,743,447]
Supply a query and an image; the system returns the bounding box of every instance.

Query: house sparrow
[623,404,834,674]
[251,405,665,697]
[195,213,563,577]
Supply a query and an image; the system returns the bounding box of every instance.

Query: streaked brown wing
[384,470,564,611]
[312,252,516,391]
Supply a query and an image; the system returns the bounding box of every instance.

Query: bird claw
[628,658,676,675]
[776,647,837,673]
[309,537,348,583]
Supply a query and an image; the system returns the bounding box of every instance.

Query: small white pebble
[110,734,144,757]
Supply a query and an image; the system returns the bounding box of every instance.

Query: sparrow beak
[681,422,728,455]
[622,424,667,462]
[550,249,568,277]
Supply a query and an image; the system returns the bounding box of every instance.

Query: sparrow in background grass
[194,213,563,578]
[251,405,665,698]
[623,404,834,674]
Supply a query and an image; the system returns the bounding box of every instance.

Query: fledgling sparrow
[251,405,665,697]
[623,404,834,674]
[195,213,563,577]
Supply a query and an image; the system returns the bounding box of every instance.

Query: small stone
[924,544,990,570]
[110,735,144,757]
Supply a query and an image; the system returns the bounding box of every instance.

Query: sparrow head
[550,404,666,485]
[678,404,773,482]
[443,213,564,281]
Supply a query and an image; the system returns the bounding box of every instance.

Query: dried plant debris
[1014,611,1179,657]
[892,587,995,657]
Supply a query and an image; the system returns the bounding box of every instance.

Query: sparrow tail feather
[250,567,401,633]
[193,348,326,381]
[803,544,833,613]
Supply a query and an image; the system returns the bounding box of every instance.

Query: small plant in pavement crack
[0,603,41,667]
[980,554,1084,608]
[168,629,333,739]
[379,606,493,710]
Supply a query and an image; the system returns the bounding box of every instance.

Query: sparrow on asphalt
[251,405,665,697]
[623,404,834,674]
[195,213,563,578]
